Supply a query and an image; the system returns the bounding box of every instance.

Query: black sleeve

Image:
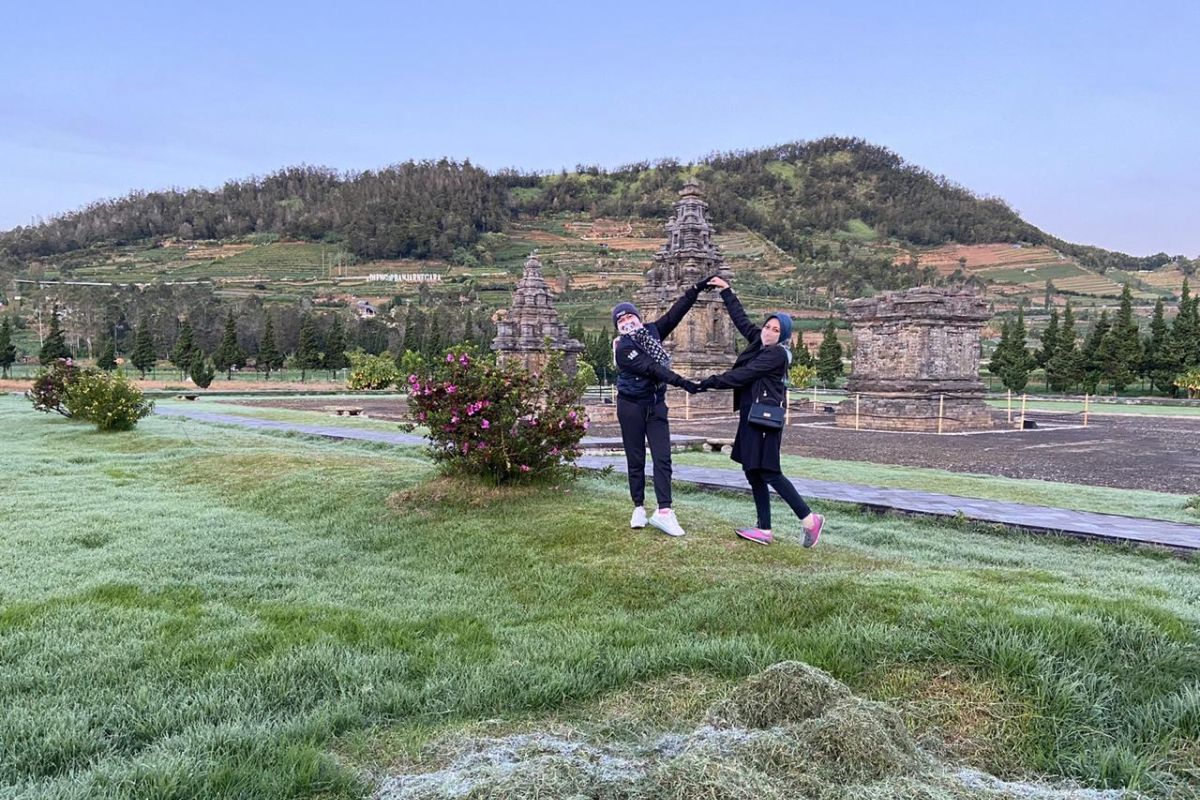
[651,285,701,339]
[615,337,692,387]
[704,346,787,390]
[720,288,760,344]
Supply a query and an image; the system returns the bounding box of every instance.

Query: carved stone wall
[836,288,995,432]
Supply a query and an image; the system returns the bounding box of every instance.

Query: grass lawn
[674,451,1200,525]
[1,395,1198,798]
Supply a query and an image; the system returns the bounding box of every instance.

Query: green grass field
[1,395,1198,798]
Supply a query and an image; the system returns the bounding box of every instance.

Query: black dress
[706,288,790,473]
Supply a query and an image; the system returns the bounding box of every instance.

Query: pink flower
[450,414,459,424]
[416,412,427,422]
[550,447,559,456]
[480,419,490,429]
[462,442,470,454]
[446,353,456,363]
[568,410,577,420]
[446,384,457,394]
[407,373,418,384]
[583,421,590,430]
[459,354,469,365]
[520,464,531,473]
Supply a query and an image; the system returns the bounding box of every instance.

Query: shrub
[789,363,817,388]
[1176,368,1200,399]
[189,351,215,389]
[347,350,399,390]
[63,370,154,431]
[575,360,598,388]
[27,359,86,416]
[406,347,588,484]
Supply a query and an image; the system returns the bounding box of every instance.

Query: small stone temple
[491,252,584,376]
[635,180,737,411]
[836,287,995,432]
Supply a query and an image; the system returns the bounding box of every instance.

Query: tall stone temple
[635,180,737,410]
[491,252,584,376]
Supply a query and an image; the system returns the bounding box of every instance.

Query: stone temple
[836,287,995,432]
[491,252,584,376]
[635,180,737,411]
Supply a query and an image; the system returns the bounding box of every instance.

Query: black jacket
[704,287,790,471]
[614,285,702,405]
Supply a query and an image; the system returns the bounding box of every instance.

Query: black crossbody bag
[747,347,791,430]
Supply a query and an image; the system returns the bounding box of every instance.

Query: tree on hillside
[131,317,156,378]
[1046,301,1082,393]
[816,319,844,387]
[1171,278,1199,370]
[423,313,443,363]
[1104,284,1141,392]
[257,314,283,380]
[293,314,322,382]
[189,349,215,389]
[38,306,70,365]
[214,311,246,380]
[1037,308,1060,371]
[170,319,196,379]
[0,316,16,377]
[96,337,117,372]
[323,314,349,379]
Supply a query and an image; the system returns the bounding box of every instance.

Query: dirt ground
[229,396,1200,495]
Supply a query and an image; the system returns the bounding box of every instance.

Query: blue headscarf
[766,312,793,345]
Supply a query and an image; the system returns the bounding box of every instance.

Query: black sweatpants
[744,468,811,530]
[616,397,673,509]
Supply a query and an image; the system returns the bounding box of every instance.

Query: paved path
[156,405,1200,552]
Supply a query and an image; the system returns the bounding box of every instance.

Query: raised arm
[719,286,760,344]
[700,346,787,390]
[615,337,700,390]
[650,284,702,339]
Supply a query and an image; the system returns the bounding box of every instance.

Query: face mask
[761,325,780,346]
[618,318,642,335]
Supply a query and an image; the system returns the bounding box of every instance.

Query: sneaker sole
[735,529,772,545]
[649,519,685,537]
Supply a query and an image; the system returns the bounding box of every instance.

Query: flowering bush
[28,359,86,416]
[347,350,400,390]
[789,363,817,388]
[64,370,154,431]
[406,347,588,484]
[1177,368,1200,399]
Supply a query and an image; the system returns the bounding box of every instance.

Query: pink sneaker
[803,514,824,548]
[735,527,773,545]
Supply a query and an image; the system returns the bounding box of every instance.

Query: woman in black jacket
[698,277,824,547]
[611,277,709,537]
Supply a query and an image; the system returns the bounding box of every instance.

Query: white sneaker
[649,508,686,537]
[630,506,647,529]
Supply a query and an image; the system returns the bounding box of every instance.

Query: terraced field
[918,243,1067,275]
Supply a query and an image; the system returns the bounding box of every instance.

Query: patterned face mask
[617,318,642,335]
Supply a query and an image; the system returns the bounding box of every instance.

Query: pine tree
[794,340,814,368]
[189,349,215,388]
[1046,301,1082,393]
[258,314,282,380]
[1173,278,1199,369]
[0,316,16,377]
[816,319,844,387]
[214,311,245,380]
[323,314,349,378]
[1144,298,1176,395]
[170,319,196,379]
[999,307,1034,393]
[293,314,322,382]
[988,318,1012,382]
[1081,310,1111,394]
[1037,308,1060,371]
[1106,284,1141,392]
[403,307,425,355]
[131,317,156,378]
[96,337,117,371]
[38,306,70,365]
[423,313,443,362]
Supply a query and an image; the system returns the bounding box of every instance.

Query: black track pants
[744,468,811,530]
[616,397,673,509]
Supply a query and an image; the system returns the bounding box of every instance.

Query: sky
[2,0,1198,257]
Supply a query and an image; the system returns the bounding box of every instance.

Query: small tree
[1046,301,1082,393]
[64,371,154,432]
[189,350,215,389]
[170,319,196,379]
[131,317,156,378]
[38,306,70,365]
[1177,367,1200,399]
[323,314,350,379]
[816,319,843,387]
[96,337,117,371]
[0,316,16,378]
[1037,308,1060,372]
[257,314,283,380]
[214,311,246,380]
[293,314,322,382]
[1081,311,1112,394]
[347,350,400,390]
[1144,298,1177,395]
[789,363,818,388]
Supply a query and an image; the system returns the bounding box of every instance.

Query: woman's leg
[645,402,673,509]
[760,469,812,522]
[744,468,772,529]
[616,397,648,506]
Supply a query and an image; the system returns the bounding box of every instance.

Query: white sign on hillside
[365,273,443,283]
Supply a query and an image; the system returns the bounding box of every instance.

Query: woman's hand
[707,276,729,290]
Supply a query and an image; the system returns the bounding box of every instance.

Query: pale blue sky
[2,0,1197,256]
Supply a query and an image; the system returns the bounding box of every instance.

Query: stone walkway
[156,405,1200,552]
